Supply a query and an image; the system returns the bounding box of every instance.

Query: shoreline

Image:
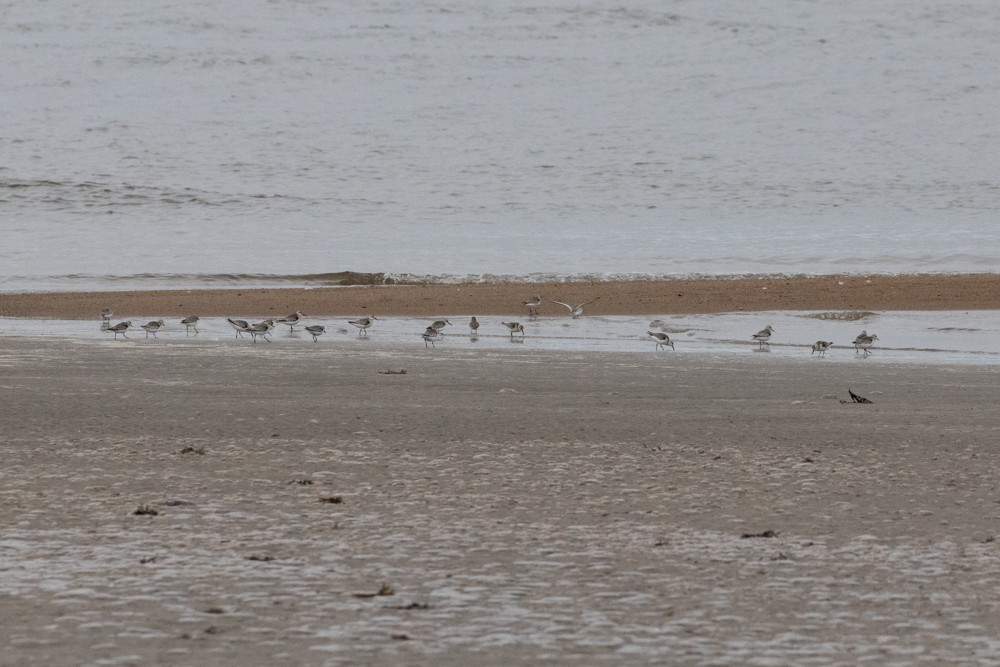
[2,273,999,319]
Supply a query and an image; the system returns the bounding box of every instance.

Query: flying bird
[551,298,599,319]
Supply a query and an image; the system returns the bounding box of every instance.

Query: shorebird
[106,321,132,340]
[422,326,440,348]
[226,317,250,339]
[647,331,675,350]
[141,319,165,338]
[523,295,542,318]
[246,319,275,343]
[502,321,525,338]
[430,319,451,335]
[100,308,113,324]
[469,316,480,335]
[551,298,599,319]
[348,316,378,336]
[304,324,326,342]
[854,332,878,357]
[752,325,774,348]
[277,311,305,332]
[180,315,199,335]
[811,340,833,356]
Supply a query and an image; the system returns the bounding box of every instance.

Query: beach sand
[3,273,1000,320]
[3,335,1000,665]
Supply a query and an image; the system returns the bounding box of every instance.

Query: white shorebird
[246,319,275,343]
[502,321,525,338]
[853,331,878,357]
[180,315,199,335]
[277,311,305,332]
[523,295,542,318]
[430,319,451,335]
[551,298,599,319]
[752,325,774,348]
[422,326,440,348]
[811,340,833,356]
[348,316,378,336]
[227,317,250,339]
[106,321,132,340]
[305,324,326,342]
[100,308,114,324]
[141,319,165,338]
[647,331,675,350]
[469,316,480,335]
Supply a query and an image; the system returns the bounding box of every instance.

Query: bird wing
[550,300,573,312]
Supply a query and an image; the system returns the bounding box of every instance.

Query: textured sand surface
[3,274,1000,320]
[2,338,1000,665]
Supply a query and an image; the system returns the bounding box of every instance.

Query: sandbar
[2,273,1000,319]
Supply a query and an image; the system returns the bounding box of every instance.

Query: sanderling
[422,326,440,348]
[551,298,599,319]
[523,295,542,318]
[141,319,165,338]
[647,331,675,350]
[304,324,326,342]
[180,315,199,335]
[811,340,833,356]
[502,321,525,337]
[348,316,378,336]
[277,311,306,331]
[469,316,480,335]
[752,325,774,348]
[100,308,114,323]
[106,321,132,340]
[246,320,275,343]
[853,332,878,357]
[227,318,250,339]
[430,319,451,335]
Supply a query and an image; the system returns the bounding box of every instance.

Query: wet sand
[2,337,1000,665]
[3,273,1000,319]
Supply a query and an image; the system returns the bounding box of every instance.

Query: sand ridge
[2,274,1000,320]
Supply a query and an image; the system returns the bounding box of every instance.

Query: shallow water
[3,310,999,366]
[4,0,1000,292]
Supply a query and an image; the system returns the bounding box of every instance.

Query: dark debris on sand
[741,530,779,539]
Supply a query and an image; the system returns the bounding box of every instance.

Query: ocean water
[3,0,1000,293]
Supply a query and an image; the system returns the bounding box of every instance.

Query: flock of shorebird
[748,324,879,357]
[98,302,881,356]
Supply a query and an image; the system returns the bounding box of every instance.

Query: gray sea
[3,0,1000,292]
